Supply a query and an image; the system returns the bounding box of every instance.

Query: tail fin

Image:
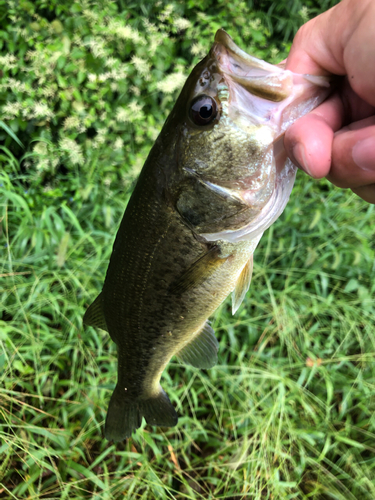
[104,385,178,442]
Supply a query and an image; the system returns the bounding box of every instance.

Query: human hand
[284,0,375,203]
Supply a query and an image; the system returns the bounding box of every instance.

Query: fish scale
[83,29,331,442]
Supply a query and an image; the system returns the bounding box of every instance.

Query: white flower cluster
[130,85,141,97]
[1,99,55,122]
[299,7,309,23]
[116,101,144,123]
[249,18,261,30]
[131,56,151,77]
[0,54,17,70]
[105,57,118,68]
[0,0,200,181]
[92,128,108,149]
[84,39,107,59]
[113,137,124,150]
[157,4,190,33]
[32,142,59,172]
[173,18,191,32]
[25,48,62,85]
[143,19,158,34]
[87,65,128,85]
[59,138,84,165]
[270,47,279,60]
[159,4,174,22]
[191,43,206,57]
[83,9,99,24]
[33,142,48,156]
[142,18,168,56]
[63,116,80,130]
[31,101,54,119]
[2,101,22,117]
[106,21,144,46]
[0,79,30,94]
[156,71,186,94]
[41,86,56,99]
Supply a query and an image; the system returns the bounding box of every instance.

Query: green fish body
[84,30,330,441]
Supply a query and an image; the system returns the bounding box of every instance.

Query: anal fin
[232,255,253,314]
[176,322,219,369]
[83,292,108,332]
[142,388,178,428]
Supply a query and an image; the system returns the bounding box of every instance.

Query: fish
[83,29,330,442]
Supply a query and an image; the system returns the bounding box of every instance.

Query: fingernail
[352,136,375,171]
[292,143,312,176]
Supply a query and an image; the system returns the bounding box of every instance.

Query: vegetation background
[1,0,374,498]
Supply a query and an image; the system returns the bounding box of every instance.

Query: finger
[336,115,375,133]
[286,4,349,75]
[351,184,375,204]
[341,1,375,107]
[284,83,375,178]
[284,115,333,178]
[286,0,375,103]
[284,93,344,178]
[328,120,375,189]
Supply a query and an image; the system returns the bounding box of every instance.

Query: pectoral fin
[176,322,219,369]
[83,292,108,332]
[169,246,229,295]
[232,256,253,314]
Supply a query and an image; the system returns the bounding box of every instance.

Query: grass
[3,0,369,496]
[1,141,375,499]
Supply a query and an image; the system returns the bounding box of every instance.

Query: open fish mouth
[213,29,293,103]
[196,29,332,243]
[213,29,330,93]
[210,29,330,134]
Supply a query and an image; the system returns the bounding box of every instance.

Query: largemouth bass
[84,29,330,442]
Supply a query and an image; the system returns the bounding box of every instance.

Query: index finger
[286,0,375,107]
[284,80,375,178]
[284,92,343,178]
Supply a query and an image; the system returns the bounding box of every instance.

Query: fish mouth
[212,29,330,107]
[214,29,283,75]
[212,29,293,103]
[210,29,330,132]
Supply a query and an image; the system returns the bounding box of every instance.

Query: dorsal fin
[83,292,108,332]
[176,322,219,369]
[232,256,253,314]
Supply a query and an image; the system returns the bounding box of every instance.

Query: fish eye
[189,95,218,126]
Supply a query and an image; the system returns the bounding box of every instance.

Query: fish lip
[213,29,284,75]
[212,29,330,104]
[211,29,294,104]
